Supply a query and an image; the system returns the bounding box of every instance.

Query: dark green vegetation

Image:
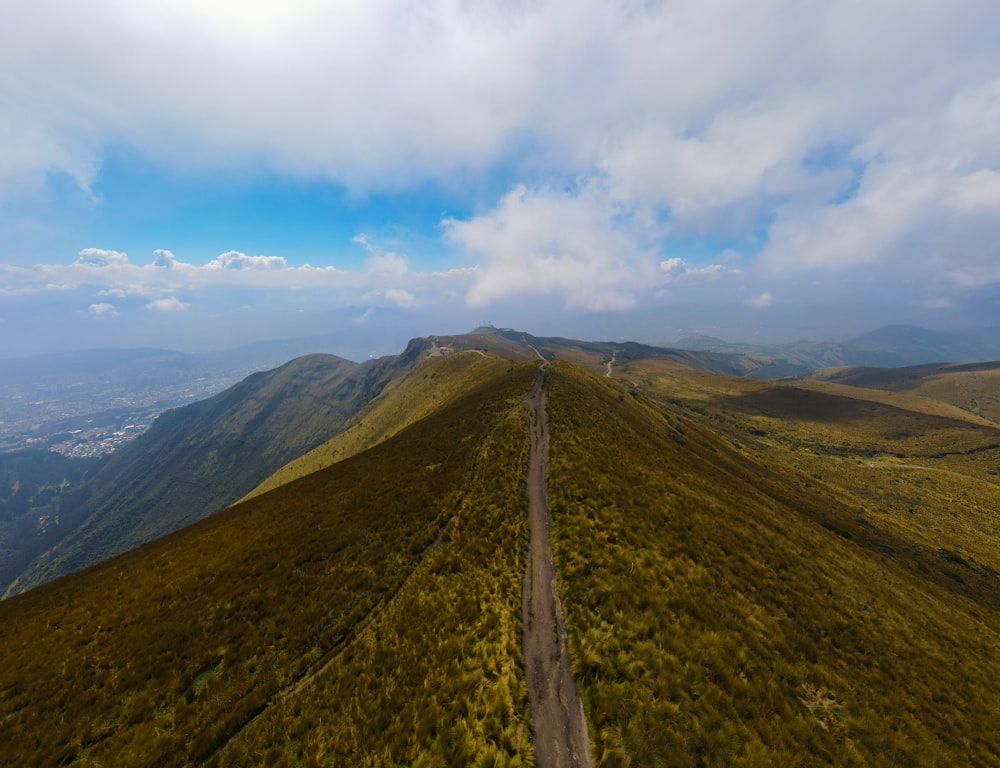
[2,329,1000,766]
[0,451,97,588]
[3,348,424,597]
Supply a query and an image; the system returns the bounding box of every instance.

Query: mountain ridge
[2,348,999,764]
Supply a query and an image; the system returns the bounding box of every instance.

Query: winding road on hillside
[523,364,594,768]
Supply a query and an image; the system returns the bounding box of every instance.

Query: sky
[2,0,1000,359]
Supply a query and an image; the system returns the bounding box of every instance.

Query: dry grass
[545,361,1000,766]
[244,351,516,501]
[0,362,539,767]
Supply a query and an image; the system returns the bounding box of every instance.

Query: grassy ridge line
[212,362,538,767]
[544,361,1000,766]
[242,351,514,502]
[0,362,536,767]
[4,353,402,597]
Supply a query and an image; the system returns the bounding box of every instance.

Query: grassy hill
[3,349,421,597]
[2,335,1000,765]
[0,359,538,767]
[243,349,519,501]
[813,361,1000,423]
[544,362,1000,765]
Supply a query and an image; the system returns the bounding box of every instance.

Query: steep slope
[0,451,98,588]
[0,360,539,767]
[3,349,421,596]
[244,348,517,500]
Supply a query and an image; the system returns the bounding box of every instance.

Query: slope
[4,347,1000,766]
[243,348,517,500]
[3,349,419,597]
[0,451,98,589]
[813,360,1000,423]
[0,359,539,767]
[546,362,1000,765]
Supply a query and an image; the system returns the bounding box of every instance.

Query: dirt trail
[604,350,616,378]
[523,364,593,768]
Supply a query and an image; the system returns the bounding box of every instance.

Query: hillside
[243,348,521,501]
[2,348,421,597]
[0,450,98,589]
[2,343,1000,765]
[545,362,1000,764]
[0,358,538,767]
[812,361,1000,423]
[673,324,1000,373]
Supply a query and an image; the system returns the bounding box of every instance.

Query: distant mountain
[672,324,1000,375]
[845,324,1000,363]
[2,346,424,596]
[2,344,999,765]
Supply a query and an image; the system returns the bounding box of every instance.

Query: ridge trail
[523,364,593,768]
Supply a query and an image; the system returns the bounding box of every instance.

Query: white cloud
[206,251,287,270]
[0,243,477,319]
[74,248,129,267]
[88,302,118,316]
[1,0,999,311]
[946,169,1000,212]
[146,296,190,312]
[384,288,415,308]
[152,249,177,268]
[444,182,659,310]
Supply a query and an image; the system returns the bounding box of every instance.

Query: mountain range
[1,327,999,765]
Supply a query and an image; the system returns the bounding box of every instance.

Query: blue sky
[2,0,1000,358]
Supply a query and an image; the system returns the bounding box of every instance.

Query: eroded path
[523,364,593,768]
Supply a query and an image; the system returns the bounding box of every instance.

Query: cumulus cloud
[3,0,1000,317]
[152,249,177,268]
[75,248,128,267]
[0,242,476,323]
[88,302,117,316]
[146,296,190,312]
[444,182,659,310]
[206,251,287,270]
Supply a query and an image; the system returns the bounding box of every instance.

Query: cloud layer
[2,0,999,334]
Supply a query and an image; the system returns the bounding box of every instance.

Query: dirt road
[522,364,593,768]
